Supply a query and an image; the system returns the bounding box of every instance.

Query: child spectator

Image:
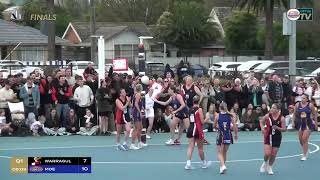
[78,109,98,136]
[30,116,46,136]
[0,109,6,127]
[204,104,217,132]
[285,105,295,130]
[241,107,258,131]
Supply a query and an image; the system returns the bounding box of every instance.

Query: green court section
[1,132,319,180]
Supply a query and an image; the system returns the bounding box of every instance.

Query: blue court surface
[1,131,319,180]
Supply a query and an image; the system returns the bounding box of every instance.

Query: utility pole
[47,0,55,62]
[90,0,97,63]
[289,0,297,85]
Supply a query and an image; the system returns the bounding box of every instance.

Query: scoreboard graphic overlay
[10,157,91,174]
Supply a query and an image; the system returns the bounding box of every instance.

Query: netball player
[115,88,132,151]
[293,94,318,161]
[214,102,238,174]
[185,96,211,170]
[131,84,145,150]
[260,103,286,175]
[153,84,189,145]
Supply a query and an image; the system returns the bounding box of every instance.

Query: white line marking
[0,139,319,151]
[1,142,318,164]
[91,143,320,164]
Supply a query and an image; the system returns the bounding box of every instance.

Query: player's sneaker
[129,144,139,150]
[174,139,181,145]
[122,143,129,151]
[184,163,193,170]
[301,155,307,161]
[201,161,212,169]
[146,135,151,139]
[260,162,267,173]
[117,144,126,151]
[165,139,174,145]
[267,166,274,175]
[219,165,227,174]
[204,139,210,145]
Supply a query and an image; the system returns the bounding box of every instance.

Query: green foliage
[257,22,289,56]
[225,12,260,55]
[156,1,221,53]
[0,2,7,19]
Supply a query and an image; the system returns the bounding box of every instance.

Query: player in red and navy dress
[214,102,238,174]
[293,94,317,161]
[115,88,132,151]
[184,96,211,170]
[259,103,286,175]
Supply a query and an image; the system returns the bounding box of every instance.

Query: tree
[95,0,170,24]
[156,1,221,55]
[257,22,289,56]
[234,0,313,59]
[234,0,288,59]
[225,12,260,56]
[0,3,7,19]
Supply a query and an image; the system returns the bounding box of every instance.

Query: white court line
[0,139,319,151]
[92,142,320,164]
[0,142,319,164]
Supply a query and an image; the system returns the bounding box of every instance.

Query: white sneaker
[112,131,117,135]
[219,165,227,174]
[267,166,274,175]
[165,139,174,145]
[185,163,193,170]
[202,161,212,169]
[260,162,267,173]
[203,129,208,133]
[175,129,179,133]
[146,135,151,139]
[301,155,307,161]
[129,144,139,150]
[139,142,148,148]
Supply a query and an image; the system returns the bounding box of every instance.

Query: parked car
[296,67,320,82]
[0,64,28,78]
[0,60,44,76]
[208,62,242,78]
[237,60,274,72]
[264,67,311,77]
[191,64,208,77]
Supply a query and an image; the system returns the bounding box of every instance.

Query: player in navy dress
[214,102,238,174]
[259,103,286,175]
[293,94,318,161]
[184,96,211,170]
[154,84,189,145]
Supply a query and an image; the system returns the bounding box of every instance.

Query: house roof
[68,21,151,43]
[0,19,69,46]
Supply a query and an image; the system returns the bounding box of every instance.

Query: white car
[208,62,243,78]
[296,67,320,82]
[237,60,274,72]
[0,65,28,78]
[105,64,134,76]
[0,60,43,77]
[67,61,97,77]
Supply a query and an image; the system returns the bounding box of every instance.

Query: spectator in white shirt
[73,77,94,126]
[305,79,320,107]
[292,79,305,103]
[0,80,16,122]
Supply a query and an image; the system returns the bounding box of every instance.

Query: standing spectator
[268,75,283,105]
[0,72,5,88]
[74,77,94,127]
[96,79,114,135]
[65,109,79,134]
[85,74,98,95]
[248,79,264,109]
[285,105,295,130]
[212,79,224,107]
[20,76,40,117]
[282,75,293,116]
[0,80,16,121]
[65,68,76,87]
[164,64,174,80]
[52,75,72,127]
[292,79,305,103]
[305,79,320,107]
[200,79,215,115]
[39,75,54,117]
[260,78,269,105]
[83,62,97,80]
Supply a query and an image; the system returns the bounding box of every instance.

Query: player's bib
[190,114,195,123]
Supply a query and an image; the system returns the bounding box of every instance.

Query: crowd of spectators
[0,62,319,137]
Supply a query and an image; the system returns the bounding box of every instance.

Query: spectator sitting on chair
[65,109,79,134]
[44,108,66,136]
[78,109,98,136]
[19,76,40,117]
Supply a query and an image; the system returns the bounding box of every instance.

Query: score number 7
[83,159,87,163]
